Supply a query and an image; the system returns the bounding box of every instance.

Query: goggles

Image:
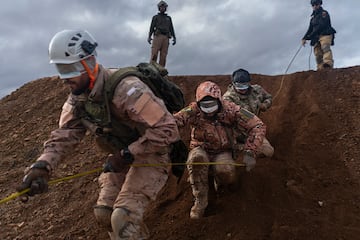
[199,100,219,114]
[233,82,250,91]
[55,62,85,79]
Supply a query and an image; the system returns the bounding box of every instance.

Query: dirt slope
[0,66,359,240]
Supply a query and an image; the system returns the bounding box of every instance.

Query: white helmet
[49,29,98,64]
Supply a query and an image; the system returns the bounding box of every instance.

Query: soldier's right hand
[147,37,152,44]
[17,160,51,197]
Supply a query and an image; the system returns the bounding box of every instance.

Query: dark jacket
[303,7,336,46]
[149,13,176,39]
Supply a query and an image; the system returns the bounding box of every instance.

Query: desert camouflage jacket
[223,84,272,115]
[36,65,179,171]
[174,100,266,154]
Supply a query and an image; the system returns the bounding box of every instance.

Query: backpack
[105,62,185,113]
[103,62,188,180]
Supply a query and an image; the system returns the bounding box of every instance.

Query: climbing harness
[0,161,245,204]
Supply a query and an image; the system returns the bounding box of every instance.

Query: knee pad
[94,205,113,231]
[111,207,138,239]
[263,146,274,158]
[111,207,150,239]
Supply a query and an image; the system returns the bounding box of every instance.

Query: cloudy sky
[0,0,359,98]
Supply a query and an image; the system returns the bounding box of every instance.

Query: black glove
[103,148,134,173]
[172,38,176,46]
[17,160,51,197]
[147,37,152,45]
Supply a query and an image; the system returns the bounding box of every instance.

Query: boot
[111,207,149,239]
[190,193,208,219]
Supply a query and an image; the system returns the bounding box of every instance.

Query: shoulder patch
[133,92,165,126]
[239,108,254,121]
[181,106,193,113]
[322,11,328,17]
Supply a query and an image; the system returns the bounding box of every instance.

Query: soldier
[223,68,274,158]
[301,0,336,70]
[174,81,266,219]
[16,29,180,240]
[147,0,176,67]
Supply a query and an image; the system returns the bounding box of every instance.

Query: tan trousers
[314,35,334,70]
[150,34,169,67]
[96,152,169,239]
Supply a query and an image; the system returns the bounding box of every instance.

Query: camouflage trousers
[314,35,334,70]
[187,146,237,218]
[96,152,170,239]
[150,34,169,67]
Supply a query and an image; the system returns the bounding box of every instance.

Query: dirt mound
[0,67,359,240]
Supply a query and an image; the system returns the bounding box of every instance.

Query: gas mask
[199,99,219,114]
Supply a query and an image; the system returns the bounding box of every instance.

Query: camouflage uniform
[223,84,274,158]
[37,65,179,239]
[174,96,266,219]
[148,12,176,67]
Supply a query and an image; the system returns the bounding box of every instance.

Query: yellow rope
[0,162,245,204]
[273,45,303,101]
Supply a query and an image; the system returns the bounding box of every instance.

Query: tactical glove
[243,150,256,172]
[103,148,134,173]
[259,103,267,111]
[147,37,152,44]
[17,160,51,197]
[172,38,176,46]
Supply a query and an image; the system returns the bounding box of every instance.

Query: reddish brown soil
[0,66,359,240]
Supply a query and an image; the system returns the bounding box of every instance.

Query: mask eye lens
[199,100,219,113]
[233,82,249,91]
[199,100,217,108]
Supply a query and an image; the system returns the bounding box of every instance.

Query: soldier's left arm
[233,105,266,154]
[112,77,180,156]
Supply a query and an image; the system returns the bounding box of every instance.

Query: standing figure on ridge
[16,29,180,240]
[301,0,336,70]
[223,68,274,158]
[148,1,176,67]
[174,81,266,219]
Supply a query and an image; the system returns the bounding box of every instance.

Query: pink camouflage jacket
[174,100,266,155]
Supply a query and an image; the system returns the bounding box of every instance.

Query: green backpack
[105,62,185,113]
[99,62,188,180]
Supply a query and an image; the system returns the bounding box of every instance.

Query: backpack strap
[105,66,143,101]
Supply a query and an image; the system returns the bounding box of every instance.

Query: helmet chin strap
[81,59,99,90]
